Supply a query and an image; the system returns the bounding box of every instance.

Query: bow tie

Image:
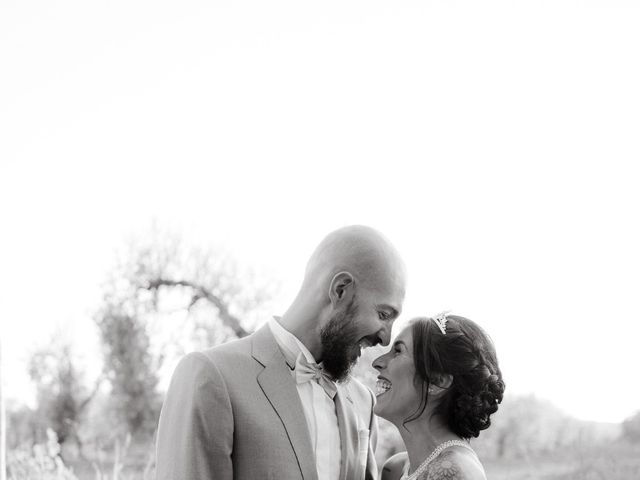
[294,352,337,399]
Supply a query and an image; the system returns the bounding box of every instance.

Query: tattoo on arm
[423,451,468,480]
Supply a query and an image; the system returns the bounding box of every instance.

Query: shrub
[7,428,78,480]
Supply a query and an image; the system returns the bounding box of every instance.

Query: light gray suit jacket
[156,323,379,480]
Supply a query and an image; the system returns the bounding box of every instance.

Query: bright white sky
[1,0,639,424]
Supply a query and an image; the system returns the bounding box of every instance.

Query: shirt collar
[268,316,317,369]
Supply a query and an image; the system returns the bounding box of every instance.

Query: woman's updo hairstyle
[406,314,505,439]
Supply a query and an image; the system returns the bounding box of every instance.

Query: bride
[372,313,504,480]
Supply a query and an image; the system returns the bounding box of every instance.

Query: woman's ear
[429,373,454,393]
[328,271,355,306]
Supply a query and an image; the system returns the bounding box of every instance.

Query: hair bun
[450,364,505,438]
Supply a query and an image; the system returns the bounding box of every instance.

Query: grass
[7,430,155,480]
[9,432,640,480]
[483,443,640,480]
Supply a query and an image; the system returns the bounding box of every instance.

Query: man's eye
[378,311,388,320]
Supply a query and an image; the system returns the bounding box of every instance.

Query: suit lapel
[335,384,360,480]
[252,325,318,480]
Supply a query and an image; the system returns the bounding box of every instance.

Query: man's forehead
[376,278,406,306]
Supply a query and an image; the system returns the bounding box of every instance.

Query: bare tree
[94,226,278,437]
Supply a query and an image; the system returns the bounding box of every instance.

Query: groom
[155,225,406,480]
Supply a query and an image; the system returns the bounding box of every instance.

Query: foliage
[7,427,157,480]
[472,394,621,460]
[27,337,92,446]
[5,403,47,450]
[7,429,77,480]
[75,392,127,452]
[622,410,640,443]
[484,442,640,480]
[95,305,160,436]
[85,432,156,480]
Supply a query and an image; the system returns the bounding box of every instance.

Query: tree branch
[78,373,106,414]
[145,278,249,338]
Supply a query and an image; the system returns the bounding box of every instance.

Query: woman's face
[372,325,422,425]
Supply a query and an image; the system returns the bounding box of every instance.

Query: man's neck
[279,306,323,361]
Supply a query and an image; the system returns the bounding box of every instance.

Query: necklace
[402,439,474,480]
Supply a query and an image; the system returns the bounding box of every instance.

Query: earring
[428,385,442,395]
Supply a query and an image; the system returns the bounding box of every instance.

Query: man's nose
[376,323,392,346]
[372,353,387,371]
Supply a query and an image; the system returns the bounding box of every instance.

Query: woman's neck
[396,414,461,474]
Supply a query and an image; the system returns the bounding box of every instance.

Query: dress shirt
[268,317,342,480]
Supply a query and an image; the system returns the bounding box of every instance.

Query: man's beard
[320,297,360,383]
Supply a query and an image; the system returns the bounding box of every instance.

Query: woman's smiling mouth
[376,377,392,396]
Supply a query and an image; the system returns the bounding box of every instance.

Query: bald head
[303,225,406,299]
[281,225,406,373]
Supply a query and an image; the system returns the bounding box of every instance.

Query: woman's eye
[378,311,388,320]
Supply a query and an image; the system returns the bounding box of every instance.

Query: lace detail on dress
[399,440,476,480]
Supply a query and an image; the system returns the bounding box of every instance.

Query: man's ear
[328,271,355,306]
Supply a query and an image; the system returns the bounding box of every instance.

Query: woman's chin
[373,394,390,419]
[373,403,386,418]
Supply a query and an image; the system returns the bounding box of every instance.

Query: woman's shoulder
[424,447,486,480]
[381,451,409,480]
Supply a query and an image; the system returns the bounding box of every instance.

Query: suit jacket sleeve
[156,352,234,480]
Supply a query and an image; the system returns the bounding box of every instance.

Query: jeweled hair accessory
[432,311,451,335]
